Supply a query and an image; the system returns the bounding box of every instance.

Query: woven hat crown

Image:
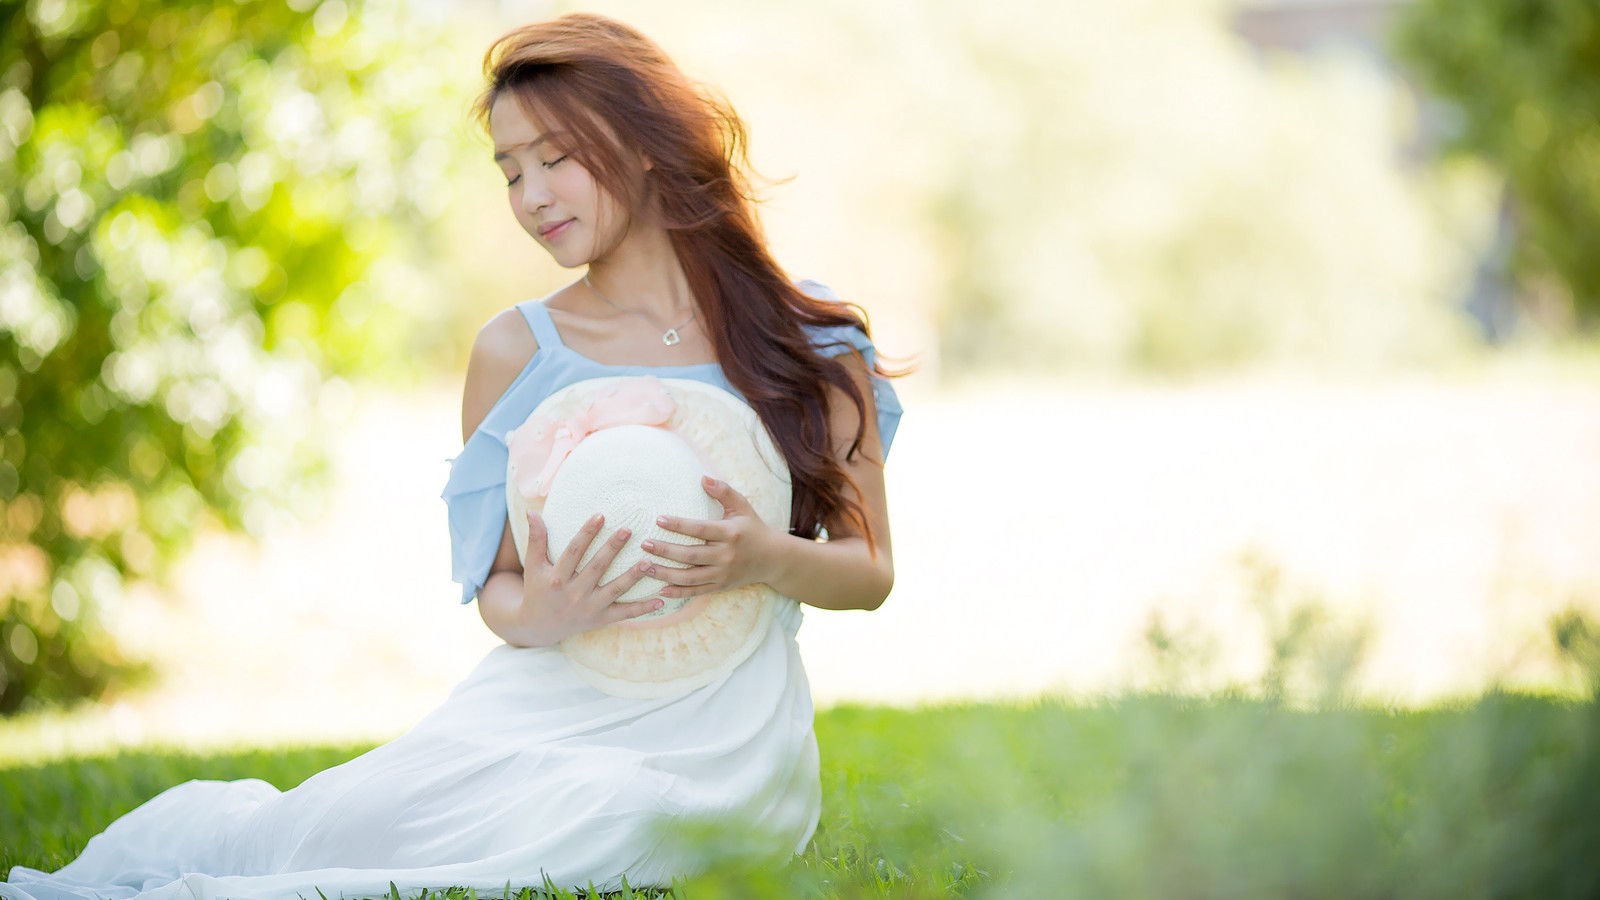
[505,376,792,697]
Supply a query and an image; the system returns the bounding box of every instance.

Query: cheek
[550,168,594,207]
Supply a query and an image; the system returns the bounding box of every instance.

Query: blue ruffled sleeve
[795,279,904,460]
[438,352,552,606]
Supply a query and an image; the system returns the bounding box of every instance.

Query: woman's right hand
[516,510,664,646]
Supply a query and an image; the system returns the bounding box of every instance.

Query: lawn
[5,683,1597,899]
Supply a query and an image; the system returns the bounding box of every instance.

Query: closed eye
[505,174,520,187]
[542,155,569,169]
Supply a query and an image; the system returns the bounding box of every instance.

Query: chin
[530,242,584,269]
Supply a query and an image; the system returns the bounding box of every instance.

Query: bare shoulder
[474,306,541,364]
[460,306,541,444]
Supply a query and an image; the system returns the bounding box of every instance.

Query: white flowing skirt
[2,601,820,900]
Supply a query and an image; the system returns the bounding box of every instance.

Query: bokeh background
[3,0,1599,761]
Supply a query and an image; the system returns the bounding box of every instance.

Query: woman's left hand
[641,475,783,599]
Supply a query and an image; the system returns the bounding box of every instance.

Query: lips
[538,218,574,239]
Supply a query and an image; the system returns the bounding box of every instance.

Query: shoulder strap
[515,299,564,349]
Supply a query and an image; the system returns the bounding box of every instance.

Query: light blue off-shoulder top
[440,279,904,605]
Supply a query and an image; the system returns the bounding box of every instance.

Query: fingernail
[641,540,656,552]
[616,528,631,541]
[656,515,668,526]
[646,564,658,575]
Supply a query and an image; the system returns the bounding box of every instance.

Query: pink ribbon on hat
[505,377,677,501]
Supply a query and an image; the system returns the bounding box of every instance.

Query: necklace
[582,272,697,347]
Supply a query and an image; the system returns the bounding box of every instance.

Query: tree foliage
[0,0,468,714]
[1392,0,1600,324]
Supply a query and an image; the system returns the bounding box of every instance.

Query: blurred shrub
[0,0,471,715]
[917,1,1488,376]
[1393,0,1600,327]
[767,0,1490,377]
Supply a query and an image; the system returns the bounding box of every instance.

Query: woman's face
[489,92,632,267]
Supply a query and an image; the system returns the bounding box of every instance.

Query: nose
[519,177,552,216]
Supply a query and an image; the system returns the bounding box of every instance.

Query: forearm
[765,532,893,611]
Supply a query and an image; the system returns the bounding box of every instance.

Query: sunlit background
[3,0,1599,763]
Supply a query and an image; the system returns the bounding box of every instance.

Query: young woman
[1,12,902,899]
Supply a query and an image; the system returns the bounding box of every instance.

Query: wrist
[481,569,561,648]
[513,620,561,649]
[510,598,566,648]
[759,529,799,592]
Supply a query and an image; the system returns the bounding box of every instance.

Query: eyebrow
[492,132,563,162]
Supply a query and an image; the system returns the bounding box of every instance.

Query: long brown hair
[472,12,904,554]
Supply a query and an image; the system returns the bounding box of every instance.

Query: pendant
[662,328,681,346]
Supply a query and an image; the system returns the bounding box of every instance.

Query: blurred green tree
[1393,0,1600,325]
[0,0,469,714]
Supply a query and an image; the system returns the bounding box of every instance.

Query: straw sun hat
[504,375,792,698]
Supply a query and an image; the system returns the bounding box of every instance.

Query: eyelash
[505,155,568,186]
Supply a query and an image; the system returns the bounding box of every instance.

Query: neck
[583,220,695,322]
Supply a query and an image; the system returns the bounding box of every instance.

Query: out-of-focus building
[1230,0,1518,341]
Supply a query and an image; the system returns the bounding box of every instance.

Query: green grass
[5,688,1598,899]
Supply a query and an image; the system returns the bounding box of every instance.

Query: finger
[524,511,552,570]
[556,513,606,578]
[639,537,713,566]
[655,514,722,541]
[576,525,632,591]
[604,596,666,625]
[702,476,752,516]
[658,582,717,601]
[647,563,718,587]
[598,558,655,604]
